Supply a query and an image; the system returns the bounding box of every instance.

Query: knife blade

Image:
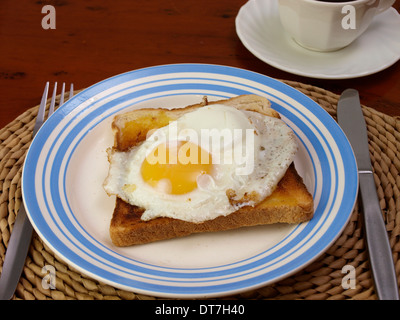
[337,89,399,300]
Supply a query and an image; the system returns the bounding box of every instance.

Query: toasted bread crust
[112,95,279,151]
[107,94,314,246]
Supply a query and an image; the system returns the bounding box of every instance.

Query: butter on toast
[106,95,314,246]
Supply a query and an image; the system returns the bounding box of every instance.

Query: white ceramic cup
[278,0,395,52]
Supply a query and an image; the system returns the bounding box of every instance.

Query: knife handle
[359,173,399,300]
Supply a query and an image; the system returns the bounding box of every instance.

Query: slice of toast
[107,95,314,246]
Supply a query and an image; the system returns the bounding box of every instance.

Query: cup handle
[377,0,395,14]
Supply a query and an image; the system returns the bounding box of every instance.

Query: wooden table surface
[1,0,399,129]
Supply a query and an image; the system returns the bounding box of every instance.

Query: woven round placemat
[0,81,399,300]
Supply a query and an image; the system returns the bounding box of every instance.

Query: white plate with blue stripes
[22,64,358,298]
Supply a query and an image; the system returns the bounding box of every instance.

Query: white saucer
[236,0,400,79]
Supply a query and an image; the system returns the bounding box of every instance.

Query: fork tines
[34,82,74,137]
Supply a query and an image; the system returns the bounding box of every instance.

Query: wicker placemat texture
[0,81,399,300]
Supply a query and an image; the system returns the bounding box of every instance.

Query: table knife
[337,89,399,300]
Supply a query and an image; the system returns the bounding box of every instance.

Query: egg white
[103,104,297,223]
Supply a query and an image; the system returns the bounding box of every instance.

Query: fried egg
[103,104,297,223]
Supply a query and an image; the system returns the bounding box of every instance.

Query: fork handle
[0,204,33,300]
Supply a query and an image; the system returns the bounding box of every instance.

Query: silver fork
[0,82,74,300]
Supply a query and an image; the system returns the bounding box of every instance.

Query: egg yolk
[141,141,213,195]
